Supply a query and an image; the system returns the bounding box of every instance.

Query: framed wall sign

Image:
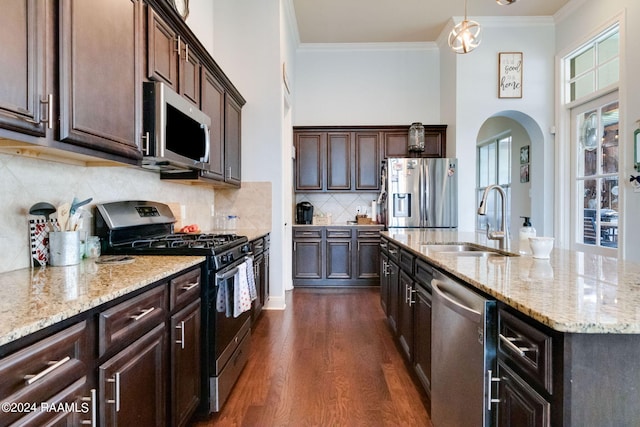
[498,52,523,98]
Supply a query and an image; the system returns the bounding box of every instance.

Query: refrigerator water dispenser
[393,193,412,218]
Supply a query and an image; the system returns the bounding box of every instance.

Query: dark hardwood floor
[192,287,432,427]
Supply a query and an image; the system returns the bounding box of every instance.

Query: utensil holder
[49,231,81,266]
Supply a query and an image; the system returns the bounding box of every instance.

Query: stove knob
[241,244,250,253]
[220,254,228,263]
[228,253,234,262]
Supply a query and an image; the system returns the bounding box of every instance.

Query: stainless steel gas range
[95,200,252,414]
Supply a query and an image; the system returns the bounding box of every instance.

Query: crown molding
[297,41,438,53]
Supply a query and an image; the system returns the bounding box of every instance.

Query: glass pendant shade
[496,0,517,5]
[448,19,481,54]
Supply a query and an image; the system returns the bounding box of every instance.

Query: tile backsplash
[0,152,273,274]
[295,193,379,224]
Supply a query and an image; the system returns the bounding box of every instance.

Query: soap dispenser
[519,216,537,254]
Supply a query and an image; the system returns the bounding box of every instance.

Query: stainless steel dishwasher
[431,269,498,427]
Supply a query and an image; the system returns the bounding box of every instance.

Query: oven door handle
[217,266,240,282]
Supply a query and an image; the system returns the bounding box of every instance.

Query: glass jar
[85,236,101,259]
[408,122,425,152]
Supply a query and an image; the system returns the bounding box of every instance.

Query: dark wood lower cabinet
[293,226,382,287]
[380,251,390,314]
[171,300,201,427]
[326,239,351,279]
[498,361,550,427]
[99,323,166,426]
[413,283,432,400]
[397,270,414,361]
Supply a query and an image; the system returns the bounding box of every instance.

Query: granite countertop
[383,229,640,334]
[0,256,205,348]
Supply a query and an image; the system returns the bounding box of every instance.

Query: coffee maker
[296,202,314,224]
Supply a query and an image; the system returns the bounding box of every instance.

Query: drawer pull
[180,281,199,291]
[486,369,501,410]
[81,388,97,426]
[107,372,121,412]
[175,321,185,350]
[130,307,156,321]
[24,356,71,385]
[499,334,532,357]
[389,249,398,255]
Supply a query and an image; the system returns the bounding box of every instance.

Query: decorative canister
[408,122,425,152]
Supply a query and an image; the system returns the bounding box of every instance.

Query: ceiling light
[448,0,481,54]
[496,0,517,4]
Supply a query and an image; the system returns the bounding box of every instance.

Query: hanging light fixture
[448,0,481,54]
[496,0,517,5]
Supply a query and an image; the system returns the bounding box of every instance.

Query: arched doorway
[476,111,551,238]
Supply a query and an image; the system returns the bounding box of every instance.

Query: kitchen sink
[420,243,517,257]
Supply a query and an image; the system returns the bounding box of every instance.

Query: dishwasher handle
[432,278,482,322]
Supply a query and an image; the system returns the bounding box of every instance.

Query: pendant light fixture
[448,0,481,54]
[496,0,517,5]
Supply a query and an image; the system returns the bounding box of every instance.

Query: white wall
[294,43,440,125]
[555,0,640,261]
[440,18,556,234]
[208,0,290,308]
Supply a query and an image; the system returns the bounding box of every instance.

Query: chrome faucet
[477,184,510,251]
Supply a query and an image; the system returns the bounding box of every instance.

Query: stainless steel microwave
[142,81,211,171]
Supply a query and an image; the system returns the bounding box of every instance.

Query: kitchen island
[382,228,640,427]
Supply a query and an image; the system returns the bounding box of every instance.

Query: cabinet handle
[176,35,182,58]
[24,356,71,385]
[499,334,531,357]
[226,166,232,179]
[485,369,501,410]
[40,94,53,129]
[180,281,199,291]
[389,249,398,255]
[141,131,150,156]
[184,43,190,63]
[408,287,416,306]
[175,320,185,349]
[81,388,97,426]
[106,372,121,412]
[130,307,156,321]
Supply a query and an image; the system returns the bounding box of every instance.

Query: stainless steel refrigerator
[381,157,458,228]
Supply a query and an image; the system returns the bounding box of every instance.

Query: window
[565,24,620,252]
[477,135,511,233]
[574,98,619,249]
[567,25,619,103]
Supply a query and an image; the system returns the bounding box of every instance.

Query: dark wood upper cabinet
[295,125,445,193]
[295,132,324,191]
[0,0,49,137]
[147,7,200,106]
[224,94,242,186]
[180,44,201,106]
[201,68,225,181]
[355,132,380,190]
[327,132,351,190]
[58,0,143,161]
[381,125,447,158]
[383,131,410,158]
[147,7,179,90]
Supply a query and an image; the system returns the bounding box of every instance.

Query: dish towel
[216,275,232,317]
[216,258,258,318]
[245,256,257,301]
[234,262,251,317]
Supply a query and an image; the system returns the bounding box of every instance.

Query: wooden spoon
[57,203,70,232]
